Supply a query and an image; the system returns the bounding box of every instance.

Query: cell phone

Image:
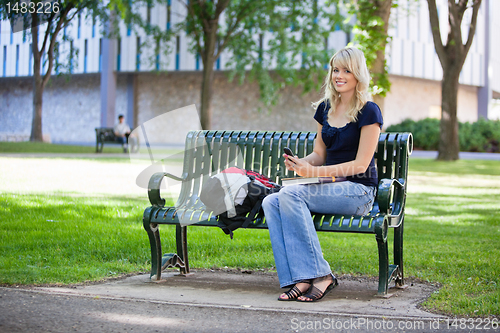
[283,147,296,164]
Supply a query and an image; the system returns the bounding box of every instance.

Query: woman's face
[331,65,358,95]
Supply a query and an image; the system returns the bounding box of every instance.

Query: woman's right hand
[284,155,317,177]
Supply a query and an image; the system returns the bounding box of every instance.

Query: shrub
[470,118,500,152]
[386,118,500,153]
[386,118,439,151]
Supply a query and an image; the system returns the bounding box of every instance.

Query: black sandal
[297,276,338,302]
[278,280,312,301]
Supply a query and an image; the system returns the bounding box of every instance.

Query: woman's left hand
[286,155,316,177]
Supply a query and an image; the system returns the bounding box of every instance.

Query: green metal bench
[143,130,413,295]
[95,127,119,153]
[95,127,139,153]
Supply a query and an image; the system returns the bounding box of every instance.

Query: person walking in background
[262,47,383,302]
[114,114,131,153]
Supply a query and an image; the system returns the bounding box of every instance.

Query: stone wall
[0,77,34,141]
[0,74,104,143]
[0,71,480,144]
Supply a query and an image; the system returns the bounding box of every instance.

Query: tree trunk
[31,75,44,142]
[372,94,384,115]
[371,49,386,115]
[28,8,68,142]
[30,15,43,142]
[199,24,218,130]
[200,58,215,130]
[438,65,460,160]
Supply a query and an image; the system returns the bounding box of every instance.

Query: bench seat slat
[149,206,380,234]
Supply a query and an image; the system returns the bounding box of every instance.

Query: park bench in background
[95,127,118,153]
[142,130,413,296]
[95,127,138,153]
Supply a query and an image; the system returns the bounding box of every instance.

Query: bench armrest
[148,172,187,207]
[377,178,406,216]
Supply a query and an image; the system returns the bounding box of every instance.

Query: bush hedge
[386,118,500,153]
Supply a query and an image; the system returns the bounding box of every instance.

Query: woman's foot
[297,274,338,302]
[278,280,312,301]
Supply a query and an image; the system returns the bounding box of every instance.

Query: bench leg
[143,208,191,280]
[143,219,163,281]
[394,217,405,288]
[176,225,190,275]
[376,235,389,295]
[375,216,389,295]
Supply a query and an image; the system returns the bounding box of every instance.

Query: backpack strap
[241,198,263,229]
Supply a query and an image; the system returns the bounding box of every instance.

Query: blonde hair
[313,46,370,122]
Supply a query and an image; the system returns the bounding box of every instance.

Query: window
[155,39,159,70]
[69,41,73,73]
[175,35,180,70]
[215,39,220,70]
[55,48,59,74]
[136,37,141,71]
[15,45,19,76]
[117,38,121,71]
[258,34,263,63]
[29,43,32,76]
[166,0,171,30]
[99,38,102,72]
[3,46,7,77]
[84,39,88,73]
[42,52,46,75]
[127,0,132,35]
[147,2,152,27]
[78,14,81,39]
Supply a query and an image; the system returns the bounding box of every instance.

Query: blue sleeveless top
[313,101,383,187]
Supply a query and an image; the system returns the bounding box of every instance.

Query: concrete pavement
[410,150,500,160]
[0,270,461,333]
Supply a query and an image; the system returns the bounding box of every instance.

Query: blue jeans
[116,135,127,145]
[262,181,376,288]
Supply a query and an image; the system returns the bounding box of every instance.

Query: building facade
[0,0,498,144]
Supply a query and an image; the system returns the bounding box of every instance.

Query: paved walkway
[411,150,500,160]
[0,270,460,333]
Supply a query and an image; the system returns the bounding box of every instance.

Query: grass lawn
[0,141,185,159]
[0,157,498,317]
[0,141,124,154]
